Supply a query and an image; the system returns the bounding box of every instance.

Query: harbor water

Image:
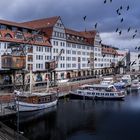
[2,89,140,140]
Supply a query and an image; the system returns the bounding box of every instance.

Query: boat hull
[16,100,58,112]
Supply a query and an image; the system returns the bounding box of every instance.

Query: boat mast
[29,65,32,94]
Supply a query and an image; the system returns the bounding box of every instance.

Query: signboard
[45,61,57,71]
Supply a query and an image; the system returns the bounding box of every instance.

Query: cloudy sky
[0,0,140,50]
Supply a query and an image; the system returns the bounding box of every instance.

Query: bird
[116,9,119,14]
[120,18,124,22]
[119,30,122,35]
[110,0,112,2]
[127,5,130,11]
[128,62,131,66]
[94,58,97,61]
[135,46,137,50]
[99,40,102,44]
[132,34,136,39]
[135,29,137,33]
[116,28,119,32]
[94,23,98,29]
[131,61,136,66]
[120,6,123,10]
[118,12,121,16]
[138,46,140,50]
[127,27,131,32]
[83,16,87,21]
[104,0,107,4]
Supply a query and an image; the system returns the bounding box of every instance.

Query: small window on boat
[78,91,82,94]
[96,93,100,96]
[105,93,109,96]
[87,92,91,95]
[101,93,104,96]
[110,93,114,96]
[92,93,95,95]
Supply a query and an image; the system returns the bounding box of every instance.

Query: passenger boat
[121,75,131,87]
[131,79,140,90]
[14,70,58,112]
[69,84,125,100]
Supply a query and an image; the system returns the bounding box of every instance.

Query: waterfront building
[0,16,126,86]
[0,19,51,85]
[129,52,140,72]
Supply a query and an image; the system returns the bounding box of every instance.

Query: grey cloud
[0,0,139,50]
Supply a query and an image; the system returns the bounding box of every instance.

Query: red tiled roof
[0,30,51,47]
[20,16,60,29]
[80,30,97,38]
[65,28,83,37]
[0,19,33,29]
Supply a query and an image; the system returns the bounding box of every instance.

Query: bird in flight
[138,54,140,59]
[102,54,106,57]
[116,8,119,14]
[110,0,112,2]
[104,0,107,4]
[83,16,87,21]
[135,47,137,50]
[127,5,130,11]
[120,18,124,22]
[135,29,137,33]
[99,40,102,44]
[127,27,131,32]
[119,30,122,35]
[133,34,136,39]
[94,23,98,29]
[120,6,123,10]
[116,28,119,32]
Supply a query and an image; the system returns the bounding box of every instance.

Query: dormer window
[15,32,24,39]
[35,36,43,42]
[5,33,12,39]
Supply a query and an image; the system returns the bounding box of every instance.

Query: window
[35,36,43,42]
[5,33,12,39]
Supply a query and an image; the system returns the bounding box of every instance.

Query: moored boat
[131,79,140,90]
[69,84,125,100]
[14,90,58,112]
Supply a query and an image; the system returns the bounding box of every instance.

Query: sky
[0,0,140,50]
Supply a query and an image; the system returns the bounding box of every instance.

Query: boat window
[87,92,91,95]
[105,93,109,96]
[78,91,82,94]
[101,93,104,96]
[92,93,95,95]
[96,93,100,96]
[110,93,114,96]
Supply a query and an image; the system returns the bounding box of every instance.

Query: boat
[14,69,58,112]
[121,75,131,87]
[114,81,126,90]
[131,79,140,90]
[69,84,125,100]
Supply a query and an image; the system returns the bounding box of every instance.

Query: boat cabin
[17,92,57,104]
[79,84,117,92]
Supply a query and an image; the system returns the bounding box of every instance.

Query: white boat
[69,84,125,100]
[14,91,58,112]
[100,77,114,86]
[14,69,58,112]
[131,79,140,90]
[121,75,131,87]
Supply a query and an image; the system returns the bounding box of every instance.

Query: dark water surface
[3,89,140,140]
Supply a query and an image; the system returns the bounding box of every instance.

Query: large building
[0,16,129,86]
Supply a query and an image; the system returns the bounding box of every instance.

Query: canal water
[3,89,140,140]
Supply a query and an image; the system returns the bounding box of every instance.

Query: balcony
[1,54,26,69]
